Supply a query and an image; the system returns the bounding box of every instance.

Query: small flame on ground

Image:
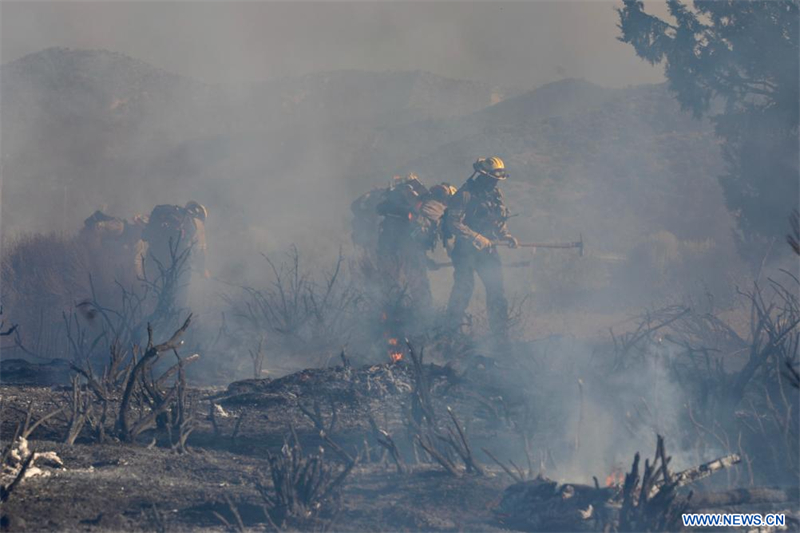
[387,338,402,362]
[605,469,625,487]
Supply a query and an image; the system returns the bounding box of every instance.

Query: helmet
[398,172,428,197]
[473,156,507,180]
[131,214,149,227]
[185,201,208,221]
[84,210,114,227]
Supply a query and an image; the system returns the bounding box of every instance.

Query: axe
[494,233,584,256]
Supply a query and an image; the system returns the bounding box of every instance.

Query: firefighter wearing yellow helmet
[444,157,518,339]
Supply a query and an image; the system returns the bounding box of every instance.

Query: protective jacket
[444,178,511,249]
[414,198,447,250]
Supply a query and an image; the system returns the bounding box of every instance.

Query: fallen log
[671,453,741,489]
[646,452,741,498]
[495,439,745,532]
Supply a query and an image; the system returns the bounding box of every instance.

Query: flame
[605,468,625,487]
[390,352,403,363]
[388,338,399,346]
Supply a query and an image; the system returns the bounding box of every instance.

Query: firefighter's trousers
[446,241,509,338]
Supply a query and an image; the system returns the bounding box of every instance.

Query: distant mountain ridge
[0,47,733,277]
[257,69,514,125]
[0,48,518,236]
[349,78,616,182]
[1,48,517,146]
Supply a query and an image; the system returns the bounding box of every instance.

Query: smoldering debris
[495,436,743,532]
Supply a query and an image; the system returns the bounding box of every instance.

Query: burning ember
[387,337,403,362]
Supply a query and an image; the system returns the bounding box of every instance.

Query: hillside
[0,48,738,297]
[257,69,514,127]
[353,79,730,255]
[0,48,517,242]
[0,48,226,235]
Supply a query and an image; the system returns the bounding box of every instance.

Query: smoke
[1,1,701,299]
[1,2,666,88]
[469,332,730,487]
[0,0,758,369]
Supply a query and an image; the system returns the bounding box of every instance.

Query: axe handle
[429,260,531,270]
[495,242,581,249]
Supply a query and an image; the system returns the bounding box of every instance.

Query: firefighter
[376,174,428,307]
[80,210,125,247]
[138,201,209,306]
[79,210,148,286]
[444,157,518,339]
[376,175,456,317]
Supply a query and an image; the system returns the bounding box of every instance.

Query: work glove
[504,235,519,249]
[472,234,493,250]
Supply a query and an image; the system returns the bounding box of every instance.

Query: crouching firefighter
[444,157,518,340]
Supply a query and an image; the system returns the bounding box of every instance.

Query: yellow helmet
[185,201,208,221]
[473,156,507,180]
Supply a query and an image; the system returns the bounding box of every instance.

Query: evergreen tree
[618,0,799,263]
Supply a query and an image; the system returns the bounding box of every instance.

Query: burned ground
[0,242,797,531]
[2,314,798,532]
[0,360,514,532]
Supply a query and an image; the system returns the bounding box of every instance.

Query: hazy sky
[1,1,665,89]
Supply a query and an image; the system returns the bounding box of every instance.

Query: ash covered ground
[2,309,798,531]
